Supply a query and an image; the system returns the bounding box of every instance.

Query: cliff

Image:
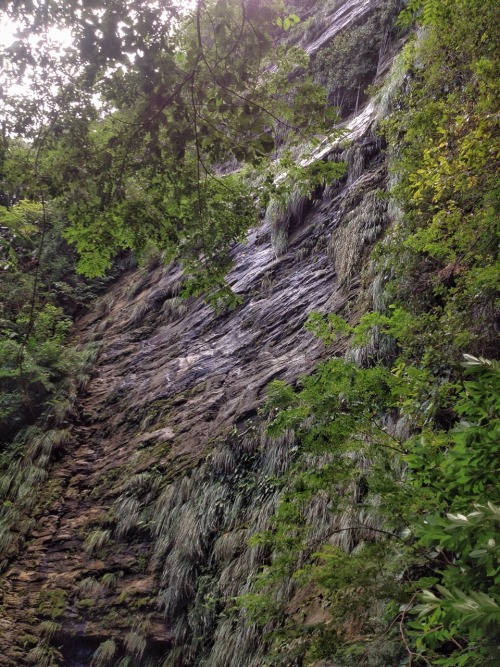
[0,3,399,663]
[1,0,497,665]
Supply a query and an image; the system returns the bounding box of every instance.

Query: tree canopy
[0,0,333,299]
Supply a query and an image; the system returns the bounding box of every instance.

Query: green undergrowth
[0,164,115,569]
[0,339,100,569]
[0,191,117,444]
[239,346,499,665]
[1,201,82,440]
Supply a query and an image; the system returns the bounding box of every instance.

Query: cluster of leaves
[405,357,500,666]
[239,349,499,665]
[0,142,112,443]
[0,136,109,569]
[238,357,413,664]
[379,0,500,367]
[1,0,336,301]
[397,0,447,28]
[258,152,347,216]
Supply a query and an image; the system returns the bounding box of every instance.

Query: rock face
[305,0,382,56]
[0,2,398,665]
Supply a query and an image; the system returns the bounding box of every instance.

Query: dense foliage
[0,192,108,442]
[240,353,499,665]
[1,0,334,291]
[237,0,500,665]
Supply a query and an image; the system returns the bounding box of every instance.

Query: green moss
[90,467,124,499]
[76,598,95,609]
[133,596,153,609]
[20,634,39,648]
[135,555,148,573]
[102,609,119,624]
[37,588,67,619]
[32,478,64,518]
[133,398,172,431]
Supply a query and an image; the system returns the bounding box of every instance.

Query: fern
[397,0,444,27]
[77,576,103,598]
[101,571,121,589]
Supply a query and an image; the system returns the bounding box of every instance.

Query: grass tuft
[84,528,112,555]
[91,639,117,667]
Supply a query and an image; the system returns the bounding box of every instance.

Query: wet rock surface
[0,2,397,660]
[305,0,382,56]
[0,123,387,664]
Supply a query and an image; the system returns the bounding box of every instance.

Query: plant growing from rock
[91,639,117,667]
[84,529,112,556]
